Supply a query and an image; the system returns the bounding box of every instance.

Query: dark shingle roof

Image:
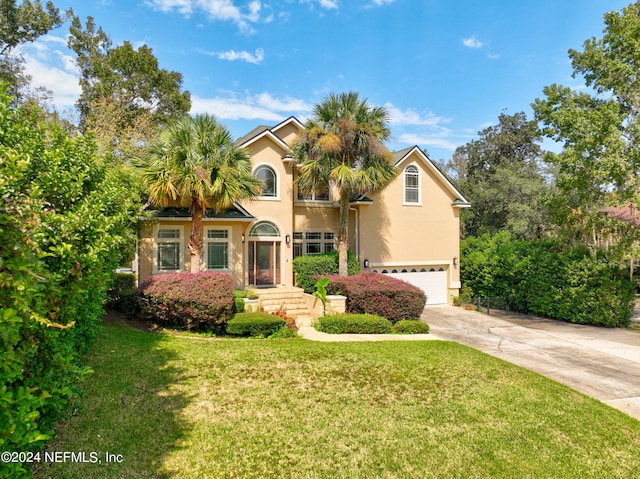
[235,125,272,146]
[149,205,254,220]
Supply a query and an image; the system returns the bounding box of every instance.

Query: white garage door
[385,270,448,305]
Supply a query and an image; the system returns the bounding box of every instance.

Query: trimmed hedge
[138,272,234,330]
[226,312,286,337]
[325,272,426,323]
[461,232,636,327]
[293,251,360,293]
[315,313,393,334]
[393,320,430,334]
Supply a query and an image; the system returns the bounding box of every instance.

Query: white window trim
[403,163,422,206]
[203,226,231,272]
[295,183,332,203]
[254,163,280,201]
[153,225,184,274]
[293,231,335,257]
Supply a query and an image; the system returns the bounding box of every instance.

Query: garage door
[384,270,448,305]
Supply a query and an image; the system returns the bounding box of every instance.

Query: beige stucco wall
[138,220,247,289]
[137,121,465,300]
[358,150,462,298]
[237,135,296,286]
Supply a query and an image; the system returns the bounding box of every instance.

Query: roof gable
[394,146,469,206]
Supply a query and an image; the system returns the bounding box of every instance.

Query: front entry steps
[254,287,312,326]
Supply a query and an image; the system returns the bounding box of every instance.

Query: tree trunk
[189,196,204,273]
[338,193,350,276]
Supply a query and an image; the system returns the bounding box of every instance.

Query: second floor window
[255,165,277,197]
[404,165,420,204]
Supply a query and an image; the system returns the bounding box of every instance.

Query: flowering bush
[138,272,234,330]
[325,272,426,322]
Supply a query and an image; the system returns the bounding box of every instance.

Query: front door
[248,241,281,286]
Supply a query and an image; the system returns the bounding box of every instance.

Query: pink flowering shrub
[324,272,426,322]
[138,272,234,330]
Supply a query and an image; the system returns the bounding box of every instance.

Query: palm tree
[292,91,398,276]
[138,113,262,272]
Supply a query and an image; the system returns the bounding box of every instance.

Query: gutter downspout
[349,206,359,259]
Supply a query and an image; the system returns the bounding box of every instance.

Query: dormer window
[403,165,420,205]
[255,165,278,198]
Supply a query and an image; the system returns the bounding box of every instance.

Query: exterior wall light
[453,257,458,267]
[285,234,291,245]
[363,259,369,268]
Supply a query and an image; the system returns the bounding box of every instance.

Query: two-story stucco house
[137,117,469,305]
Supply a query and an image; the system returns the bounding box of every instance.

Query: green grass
[32,320,640,479]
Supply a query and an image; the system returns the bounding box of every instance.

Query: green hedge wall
[461,232,635,327]
[0,90,141,477]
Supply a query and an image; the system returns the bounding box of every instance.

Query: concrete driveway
[421,305,640,421]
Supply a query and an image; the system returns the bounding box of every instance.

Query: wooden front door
[248,241,280,286]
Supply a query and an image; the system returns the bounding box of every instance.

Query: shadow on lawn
[33,312,190,479]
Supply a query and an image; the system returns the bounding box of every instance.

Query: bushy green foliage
[138,272,234,330]
[392,320,430,334]
[106,273,138,314]
[292,251,359,293]
[226,312,286,337]
[233,290,248,313]
[315,313,393,334]
[0,89,141,477]
[461,232,635,327]
[325,272,426,322]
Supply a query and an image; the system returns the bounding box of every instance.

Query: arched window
[404,165,420,204]
[249,221,280,237]
[255,165,277,197]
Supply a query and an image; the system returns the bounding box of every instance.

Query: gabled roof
[236,116,303,151]
[393,145,470,207]
[235,125,271,146]
[236,126,289,151]
[271,116,304,135]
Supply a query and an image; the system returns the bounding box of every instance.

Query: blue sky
[21,0,631,161]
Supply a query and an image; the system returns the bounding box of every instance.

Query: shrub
[461,233,636,327]
[107,272,138,314]
[293,251,359,293]
[233,290,248,313]
[0,89,143,477]
[315,313,393,334]
[138,272,234,330]
[227,312,286,337]
[325,272,426,322]
[393,320,430,334]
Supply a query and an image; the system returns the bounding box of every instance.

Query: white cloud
[145,0,264,32]
[299,0,338,10]
[385,103,451,127]
[397,133,459,152]
[463,36,483,48]
[371,0,394,5]
[214,48,264,64]
[23,53,81,108]
[318,0,338,8]
[190,91,312,121]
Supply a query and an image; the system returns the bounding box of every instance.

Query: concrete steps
[254,287,312,321]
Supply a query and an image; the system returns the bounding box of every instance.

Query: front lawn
[33,319,640,478]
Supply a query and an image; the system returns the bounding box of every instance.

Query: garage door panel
[387,270,448,305]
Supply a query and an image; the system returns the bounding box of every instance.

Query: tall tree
[533,1,640,254]
[137,114,262,272]
[0,0,72,104]
[452,112,551,239]
[68,15,191,156]
[292,91,398,276]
